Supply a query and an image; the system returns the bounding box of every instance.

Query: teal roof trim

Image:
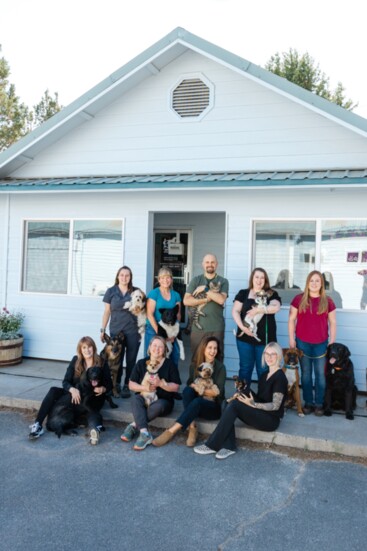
[1,27,367,175]
[1,170,367,192]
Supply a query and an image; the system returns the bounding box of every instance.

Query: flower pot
[0,336,24,366]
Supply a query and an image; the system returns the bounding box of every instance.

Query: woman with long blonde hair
[288,270,337,416]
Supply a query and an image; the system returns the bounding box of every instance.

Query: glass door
[153,230,192,325]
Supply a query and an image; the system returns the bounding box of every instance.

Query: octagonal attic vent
[172,78,211,118]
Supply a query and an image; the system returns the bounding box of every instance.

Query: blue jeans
[236,339,267,383]
[176,386,222,430]
[296,338,327,407]
[144,325,180,368]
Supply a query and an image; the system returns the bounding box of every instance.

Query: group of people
[28,253,337,459]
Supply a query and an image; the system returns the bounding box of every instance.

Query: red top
[291,294,336,344]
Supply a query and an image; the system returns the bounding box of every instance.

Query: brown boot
[186,424,198,447]
[152,429,175,447]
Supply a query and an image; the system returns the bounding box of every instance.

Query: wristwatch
[100,328,105,333]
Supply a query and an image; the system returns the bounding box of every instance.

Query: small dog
[140,359,164,407]
[227,375,251,403]
[282,348,304,417]
[123,289,147,338]
[236,290,273,341]
[192,362,220,401]
[189,281,222,331]
[324,343,357,420]
[100,332,125,398]
[157,305,185,361]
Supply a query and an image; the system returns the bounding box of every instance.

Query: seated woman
[152,336,226,448]
[120,336,181,451]
[193,342,287,460]
[28,336,112,445]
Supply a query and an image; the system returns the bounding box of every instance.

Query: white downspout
[1,193,10,307]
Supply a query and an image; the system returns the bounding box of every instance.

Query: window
[253,219,367,309]
[22,220,123,296]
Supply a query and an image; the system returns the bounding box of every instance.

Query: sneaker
[29,422,44,439]
[193,444,216,455]
[120,385,131,399]
[133,431,153,451]
[121,423,137,442]
[215,448,236,460]
[89,428,99,445]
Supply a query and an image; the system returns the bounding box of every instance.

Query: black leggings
[206,400,280,452]
[35,386,104,429]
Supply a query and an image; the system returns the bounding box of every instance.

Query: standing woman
[145,267,182,368]
[194,342,288,460]
[152,336,226,448]
[101,266,143,398]
[29,336,112,445]
[288,270,337,416]
[232,268,281,383]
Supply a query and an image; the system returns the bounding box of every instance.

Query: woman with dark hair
[232,268,281,384]
[194,342,287,460]
[120,335,181,451]
[152,335,226,448]
[101,266,144,398]
[289,270,337,416]
[28,336,112,445]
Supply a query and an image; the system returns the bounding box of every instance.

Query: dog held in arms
[140,359,165,407]
[157,305,185,361]
[100,331,125,398]
[123,289,147,339]
[235,290,273,342]
[282,348,304,417]
[46,366,112,437]
[324,342,357,420]
[192,362,220,401]
[226,375,251,403]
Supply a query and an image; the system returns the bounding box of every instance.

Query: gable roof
[1,26,367,178]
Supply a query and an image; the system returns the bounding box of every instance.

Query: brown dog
[100,332,125,397]
[192,363,220,401]
[283,348,304,417]
[227,375,251,403]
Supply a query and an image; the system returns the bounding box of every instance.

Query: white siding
[11,50,367,178]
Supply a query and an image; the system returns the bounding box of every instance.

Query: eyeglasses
[264,352,278,357]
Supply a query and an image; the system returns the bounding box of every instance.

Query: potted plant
[0,307,25,366]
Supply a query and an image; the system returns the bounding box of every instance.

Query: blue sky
[1,0,366,118]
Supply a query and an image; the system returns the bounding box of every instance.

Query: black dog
[46,366,115,438]
[227,376,251,402]
[324,343,357,420]
[157,305,185,360]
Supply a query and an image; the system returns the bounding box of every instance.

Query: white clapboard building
[1,28,367,388]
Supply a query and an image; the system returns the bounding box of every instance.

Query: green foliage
[0,307,25,340]
[0,46,62,151]
[265,48,357,111]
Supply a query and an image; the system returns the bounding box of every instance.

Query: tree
[0,46,62,151]
[265,49,357,111]
[0,48,31,150]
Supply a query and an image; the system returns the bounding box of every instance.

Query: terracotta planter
[0,336,24,366]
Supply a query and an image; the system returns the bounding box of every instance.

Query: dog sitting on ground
[123,289,146,338]
[324,342,357,420]
[227,375,251,403]
[192,362,220,401]
[46,366,112,438]
[140,359,165,407]
[100,331,125,398]
[282,348,304,417]
[157,305,185,360]
[236,290,273,341]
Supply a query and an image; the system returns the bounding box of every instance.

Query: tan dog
[123,289,147,338]
[192,362,220,401]
[283,348,304,417]
[140,359,165,407]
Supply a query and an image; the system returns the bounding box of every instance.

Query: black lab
[324,343,357,420]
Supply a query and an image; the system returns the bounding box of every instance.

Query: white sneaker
[193,444,216,455]
[29,422,44,439]
[89,428,99,445]
[215,448,236,460]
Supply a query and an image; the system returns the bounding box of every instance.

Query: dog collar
[284,363,300,370]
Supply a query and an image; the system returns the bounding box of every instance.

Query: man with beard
[184,253,229,360]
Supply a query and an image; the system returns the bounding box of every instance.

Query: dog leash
[302,352,326,360]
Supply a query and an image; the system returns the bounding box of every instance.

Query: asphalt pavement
[1,351,367,459]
